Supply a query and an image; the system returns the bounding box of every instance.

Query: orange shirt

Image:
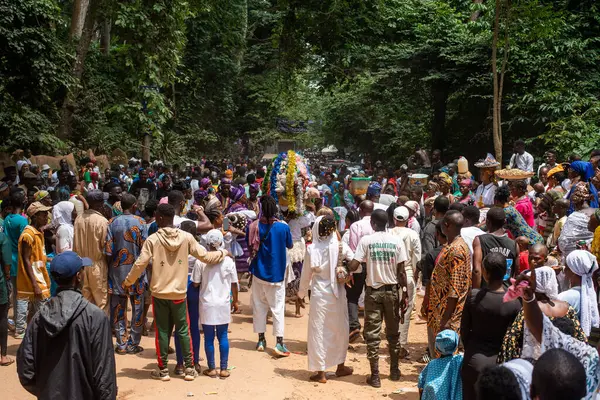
[17,225,50,300]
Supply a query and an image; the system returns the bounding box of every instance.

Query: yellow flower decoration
[286,150,297,212]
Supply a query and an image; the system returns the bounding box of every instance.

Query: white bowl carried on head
[409,173,429,186]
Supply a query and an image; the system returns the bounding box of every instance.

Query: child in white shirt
[191,229,238,378]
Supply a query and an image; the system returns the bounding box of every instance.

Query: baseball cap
[50,251,92,279]
[393,206,410,222]
[26,201,52,217]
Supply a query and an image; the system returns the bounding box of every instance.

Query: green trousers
[152,297,193,369]
[363,285,401,361]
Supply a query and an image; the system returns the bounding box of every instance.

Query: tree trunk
[142,133,151,162]
[58,0,99,139]
[491,0,502,162]
[100,19,111,55]
[70,0,90,39]
[470,0,485,21]
[431,82,450,152]
[497,0,510,159]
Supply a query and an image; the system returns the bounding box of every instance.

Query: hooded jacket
[124,227,226,300]
[17,289,116,400]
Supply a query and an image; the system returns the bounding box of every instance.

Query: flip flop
[1,358,15,367]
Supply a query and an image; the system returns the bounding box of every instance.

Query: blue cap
[50,251,93,279]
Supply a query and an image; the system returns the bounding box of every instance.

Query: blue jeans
[203,324,229,370]
[175,279,200,365]
[10,277,28,334]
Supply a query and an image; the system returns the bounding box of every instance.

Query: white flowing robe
[299,222,353,371]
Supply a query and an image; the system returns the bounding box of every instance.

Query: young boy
[192,229,238,378]
[418,329,463,400]
[549,198,569,250]
[516,236,530,273]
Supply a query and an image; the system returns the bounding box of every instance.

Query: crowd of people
[2,142,600,399]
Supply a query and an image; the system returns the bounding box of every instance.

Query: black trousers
[0,302,8,357]
[346,269,366,332]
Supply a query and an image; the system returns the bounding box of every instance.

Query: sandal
[203,368,217,378]
[126,345,144,354]
[0,357,15,366]
[219,369,231,379]
[349,329,361,343]
[309,373,327,384]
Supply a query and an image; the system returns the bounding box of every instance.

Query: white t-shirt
[56,224,74,254]
[174,214,192,229]
[192,256,238,326]
[389,227,421,279]
[353,231,408,289]
[475,183,497,207]
[461,226,485,257]
[288,214,313,241]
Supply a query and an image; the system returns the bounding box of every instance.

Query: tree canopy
[1,0,599,163]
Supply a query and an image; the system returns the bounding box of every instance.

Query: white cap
[393,206,410,222]
[42,164,51,171]
[404,200,420,215]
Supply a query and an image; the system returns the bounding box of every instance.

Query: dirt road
[3,292,428,400]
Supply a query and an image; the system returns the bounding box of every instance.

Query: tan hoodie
[124,227,226,300]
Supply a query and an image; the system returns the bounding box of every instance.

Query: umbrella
[321,145,338,155]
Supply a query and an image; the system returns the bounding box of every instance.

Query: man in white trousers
[249,195,293,357]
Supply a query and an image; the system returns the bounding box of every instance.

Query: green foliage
[1,0,599,164]
[0,0,72,152]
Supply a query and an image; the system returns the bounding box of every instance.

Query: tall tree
[58,0,100,139]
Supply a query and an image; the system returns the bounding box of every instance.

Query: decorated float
[261,150,310,216]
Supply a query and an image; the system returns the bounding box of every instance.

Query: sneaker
[14,332,25,340]
[274,343,290,357]
[151,368,170,381]
[256,339,266,352]
[8,319,15,332]
[174,365,185,376]
[184,367,197,381]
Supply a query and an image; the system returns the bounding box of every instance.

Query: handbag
[335,241,351,284]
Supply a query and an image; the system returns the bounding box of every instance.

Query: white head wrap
[502,359,533,400]
[306,216,342,298]
[534,266,559,300]
[404,200,420,217]
[566,250,600,336]
[53,201,74,226]
[204,229,224,250]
